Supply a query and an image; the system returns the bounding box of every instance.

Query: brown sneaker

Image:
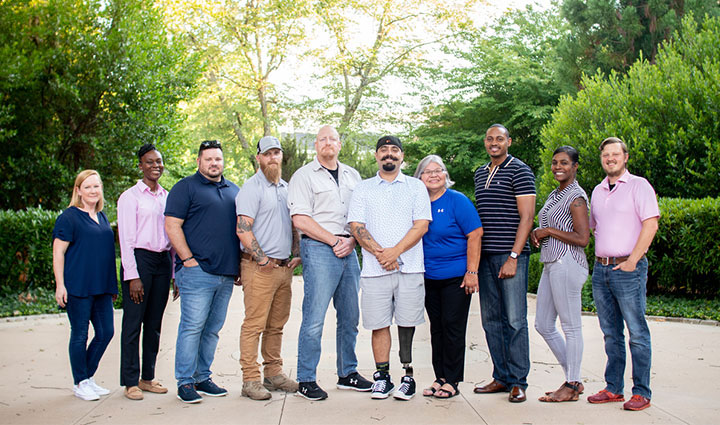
[587,389,624,404]
[623,395,651,411]
[124,386,144,401]
[263,374,299,392]
[242,381,271,400]
[138,380,168,394]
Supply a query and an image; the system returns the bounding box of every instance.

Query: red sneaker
[623,395,651,411]
[587,389,625,404]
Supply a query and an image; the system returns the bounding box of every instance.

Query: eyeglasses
[199,140,222,151]
[422,169,445,176]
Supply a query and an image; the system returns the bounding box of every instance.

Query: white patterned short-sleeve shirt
[347,172,432,277]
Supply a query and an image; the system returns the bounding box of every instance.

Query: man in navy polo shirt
[472,124,536,403]
[165,140,240,404]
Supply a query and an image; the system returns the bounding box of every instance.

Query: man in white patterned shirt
[348,136,432,401]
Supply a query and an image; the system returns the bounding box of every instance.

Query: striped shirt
[537,180,589,268]
[473,155,535,254]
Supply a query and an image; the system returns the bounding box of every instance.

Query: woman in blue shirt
[413,155,483,398]
[53,170,118,401]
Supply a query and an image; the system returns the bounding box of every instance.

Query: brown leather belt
[596,255,630,266]
[241,252,290,266]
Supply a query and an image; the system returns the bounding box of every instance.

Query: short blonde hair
[69,170,104,212]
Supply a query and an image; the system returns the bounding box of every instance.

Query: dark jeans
[424,275,471,383]
[120,249,172,387]
[478,253,530,389]
[592,257,652,399]
[66,293,115,385]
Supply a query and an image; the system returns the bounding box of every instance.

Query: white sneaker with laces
[74,379,100,401]
[88,377,110,396]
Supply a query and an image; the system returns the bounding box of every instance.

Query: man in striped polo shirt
[472,124,536,403]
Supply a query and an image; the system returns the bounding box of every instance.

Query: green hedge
[0,208,59,292]
[528,197,720,297]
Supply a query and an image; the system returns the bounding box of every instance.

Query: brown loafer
[138,380,168,394]
[509,386,526,403]
[474,379,509,394]
[124,386,144,401]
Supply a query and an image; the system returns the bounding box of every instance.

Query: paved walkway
[1,277,719,425]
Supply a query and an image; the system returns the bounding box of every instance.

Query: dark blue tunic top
[164,172,240,276]
[52,207,119,297]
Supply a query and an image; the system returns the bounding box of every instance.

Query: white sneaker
[88,377,110,396]
[74,379,100,401]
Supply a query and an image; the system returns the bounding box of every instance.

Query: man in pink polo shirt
[587,137,659,412]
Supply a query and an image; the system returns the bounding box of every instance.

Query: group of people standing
[52,122,658,413]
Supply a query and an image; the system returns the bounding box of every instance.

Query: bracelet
[258,258,270,267]
[466,270,478,275]
[331,238,341,248]
[182,256,194,263]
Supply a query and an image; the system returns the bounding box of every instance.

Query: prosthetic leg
[398,326,415,377]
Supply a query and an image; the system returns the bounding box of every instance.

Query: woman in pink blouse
[117,144,173,401]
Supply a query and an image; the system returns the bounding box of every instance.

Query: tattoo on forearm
[350,223,379,251]
[250,239,266,261]
[237,217,253,233]
[291,228,300,257]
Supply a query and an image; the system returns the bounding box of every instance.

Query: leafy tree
[538,14,720,201]
[406,4,568,195]
[0,0,200,210]
[557,0,720,88]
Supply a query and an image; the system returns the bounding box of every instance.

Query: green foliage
[648,197,720,296]
[539,14,720,201]
[0,287,59,318]
[0,0,201,210]
[528,253,542,294]
[0,209,59,292]
[407,5,569,195]
[281,134,310,183]
[557,0,720,87]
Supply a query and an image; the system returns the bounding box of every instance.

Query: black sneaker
[195,378,228,397]
[337,372,373,392]
[393,375,416,400]
[371,371,394,399]
[177,383,202,404]
[296,381,328,401]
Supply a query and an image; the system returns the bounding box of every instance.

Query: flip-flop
[423,379,445,397]
[434,382,459,399]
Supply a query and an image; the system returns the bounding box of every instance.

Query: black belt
[241,252,290,266]
[301,234,352,239]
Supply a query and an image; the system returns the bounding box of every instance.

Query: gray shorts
[360,272,425,330]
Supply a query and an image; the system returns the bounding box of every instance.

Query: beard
[261,162,282,183]
[382,163,396,172]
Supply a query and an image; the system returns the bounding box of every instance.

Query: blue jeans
[592,257,652,399]
[66,294,115,384]
[174,265,234,387]
[478,253,530,389]
[297,237,361,382]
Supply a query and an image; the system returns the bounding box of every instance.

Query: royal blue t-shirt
[164,172,240,276]
[422,189,482,280]
[52,207,119,297]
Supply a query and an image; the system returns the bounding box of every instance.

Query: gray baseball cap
[257,136,283,154]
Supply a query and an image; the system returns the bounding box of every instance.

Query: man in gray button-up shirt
[287,125,372,400]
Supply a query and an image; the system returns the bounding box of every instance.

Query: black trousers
[120,249,172,387]
[424,275,472,383]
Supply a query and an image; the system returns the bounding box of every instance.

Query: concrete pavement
[1,276,719,425]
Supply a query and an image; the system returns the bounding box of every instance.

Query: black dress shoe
[474,380,509,394]
[509,386,526,403]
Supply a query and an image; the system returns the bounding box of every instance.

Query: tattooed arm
[236,215,274,271]
[287,225,302,269]
[349,221,399,271]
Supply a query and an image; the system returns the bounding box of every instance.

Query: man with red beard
[235,136,302,400]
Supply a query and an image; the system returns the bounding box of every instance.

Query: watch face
[510,252,518,259]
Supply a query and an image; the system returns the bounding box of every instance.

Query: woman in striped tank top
[530,146,590,402]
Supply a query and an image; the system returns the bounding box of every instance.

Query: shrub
[0,208,59,292]
[528,253,542,294]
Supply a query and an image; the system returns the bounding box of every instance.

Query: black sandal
[434,382,460,399]
[423,379,445,397]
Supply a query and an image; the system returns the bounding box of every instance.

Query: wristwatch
[509,251,519,259]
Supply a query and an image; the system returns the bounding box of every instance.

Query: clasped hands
[374,246,400,271]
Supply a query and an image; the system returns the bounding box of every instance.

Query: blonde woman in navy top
[53,170,118,401]
[531,146,590,402]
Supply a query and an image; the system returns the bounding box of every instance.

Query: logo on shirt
[437,208,444,213]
